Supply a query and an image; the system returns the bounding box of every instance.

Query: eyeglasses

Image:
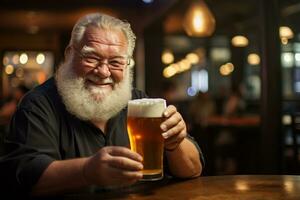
[73,46,130,70]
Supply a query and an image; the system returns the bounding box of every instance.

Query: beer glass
[127,98,166,181]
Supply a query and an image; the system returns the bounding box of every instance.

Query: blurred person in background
[0,85,30,122]
[188,91,216,128]
[214,87,246,175]
[0,85,29,155]
[0,13,204,197]
[0,85,29,130]
[223,87,246,117]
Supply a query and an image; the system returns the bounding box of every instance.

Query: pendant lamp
[183,0,216,37]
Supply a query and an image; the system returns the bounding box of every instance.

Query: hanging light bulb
[279,26,294,45]
[231,35,249,47]
[183,0,216,37]
[247,53,260,65]
[161,49,174,64]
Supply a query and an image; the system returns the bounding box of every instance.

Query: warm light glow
[163,52,196,77]
[280,26,294,45]
[163,65,177,78]
[3,56,9,66]
[36,53,45,64]
[282,115,292,125]
[231,35,249,47]
[186,53,199,64]
[219,65,230,76]
[235,181,249,191]
[37,71,47,84]
[135,135,142,139]
[5,64,14,75]
[12,54,19,65]
[183,0,216,37]
[281,37,288,45]
[178,59,191,72]
[162,50,174,64]
[284,180,294,193]
[172,63,180,72]
[219,62,234,76]
[225,62,234,72]
[247,53,260,65]
[280,26,294,39]
[19,53,28,64]
[193,11,205,32]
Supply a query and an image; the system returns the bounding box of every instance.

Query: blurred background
[0,0,300,176]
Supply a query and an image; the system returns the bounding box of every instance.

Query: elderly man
[0,13,204,196]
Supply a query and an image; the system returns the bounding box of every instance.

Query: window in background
[209,45,231,97]
[189,69,208,96]
[280,41,300,99]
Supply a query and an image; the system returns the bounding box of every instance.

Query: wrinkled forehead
[78,26,128,51]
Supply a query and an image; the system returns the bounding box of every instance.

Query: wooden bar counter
[61,175,300,200]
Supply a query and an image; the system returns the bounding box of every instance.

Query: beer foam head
[127,98,166,118]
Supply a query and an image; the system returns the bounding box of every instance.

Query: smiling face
[56,25,133,121]
[70,26,129,100]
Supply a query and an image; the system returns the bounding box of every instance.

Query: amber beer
[127,98,166,180]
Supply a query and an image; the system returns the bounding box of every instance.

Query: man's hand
[160,105,187,151]
[83,146,143,187]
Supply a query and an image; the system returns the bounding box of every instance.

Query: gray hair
[70,13,136,56]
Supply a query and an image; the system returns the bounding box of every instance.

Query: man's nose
[93,63,111,78]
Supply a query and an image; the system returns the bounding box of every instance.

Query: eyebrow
[81,45,128,59]
[81,45,97,55]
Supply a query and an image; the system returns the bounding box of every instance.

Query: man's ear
[64,45,72,60]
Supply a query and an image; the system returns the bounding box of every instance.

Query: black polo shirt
[0,77,204,195]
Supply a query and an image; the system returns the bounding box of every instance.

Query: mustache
[86,74,114,84]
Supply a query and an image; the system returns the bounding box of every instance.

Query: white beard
[55,59,132,121]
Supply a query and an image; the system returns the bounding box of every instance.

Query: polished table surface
[62,175,300,200]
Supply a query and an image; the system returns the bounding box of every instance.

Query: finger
[106,146,143,162]
[164,129,186,145]
[162,120,186,139]
[109,156,143,171]
[161,112,182,132]
[163,105,177,118]
[110,167,143,180]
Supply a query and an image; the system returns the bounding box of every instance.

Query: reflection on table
[63,175,300,200]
